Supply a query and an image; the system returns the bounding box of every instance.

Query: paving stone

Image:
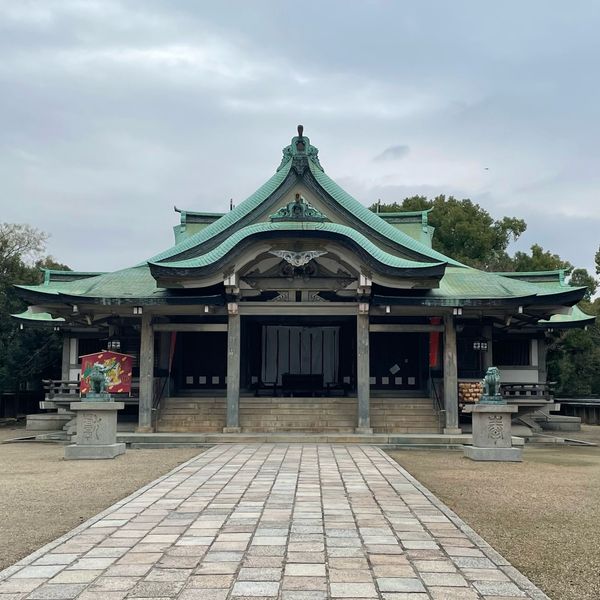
[421,572,468,587]
[179,590,229,600]
[462,568,510,582]
[88,576,140,591]
[77,591,128,600]
[186,574,234,588]
[242,557,284,568]
[473,581,527,596]
[412,559,456,573]
[330,581,378,597]
[452,556,497,569]
[280,592,328,600]
[69,557,116,570]
[127,580,185,597]
[371,565,416,578]
[194,562,240,575]
[377,577,426,592]
[32,555,78,566]
[0,579,46,594]
[231,581,280,596]
[12,566,65,579]
[238,568,282,581]
[50,570,102,584]
[26,583,88,599]
[284,564,326,577]
[104,564,152,576]
[327,558,369,570]
[380,594,430,600]
[429,588,482,600]
[282,576,327,591]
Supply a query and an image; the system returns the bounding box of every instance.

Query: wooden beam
[369,324,444,333]
[153,323,227,332]
[238,303,359,316]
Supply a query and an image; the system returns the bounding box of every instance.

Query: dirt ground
[0,423,201,570]
[389,425,600,600]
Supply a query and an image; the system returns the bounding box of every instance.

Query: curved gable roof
[146,132,463,268]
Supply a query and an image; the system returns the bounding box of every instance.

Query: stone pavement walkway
[0,444,550,600]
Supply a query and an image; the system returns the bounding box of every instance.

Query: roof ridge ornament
[270,193,328,222]
[276,125,324,173]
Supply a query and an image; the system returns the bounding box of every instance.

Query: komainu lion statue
[481,366,503,403]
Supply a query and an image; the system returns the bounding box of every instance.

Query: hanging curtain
[261,326,339,385]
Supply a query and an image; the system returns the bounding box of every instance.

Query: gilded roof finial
[297,124,304,138]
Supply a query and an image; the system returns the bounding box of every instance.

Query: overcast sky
[1,0,599,275]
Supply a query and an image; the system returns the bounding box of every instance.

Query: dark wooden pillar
[356,310,372,433]
[443,314,461,434]
[138,312,154,432]
[224,307,241,432]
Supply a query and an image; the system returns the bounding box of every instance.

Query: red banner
[80,351,134,394]
[429,317,442,368]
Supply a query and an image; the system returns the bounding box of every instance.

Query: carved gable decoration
[269,250,327,267]
[270,193,327,223]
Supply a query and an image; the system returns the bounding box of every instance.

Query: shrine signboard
[80,351,134,395]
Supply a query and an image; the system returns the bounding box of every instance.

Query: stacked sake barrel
[459,381,483,404]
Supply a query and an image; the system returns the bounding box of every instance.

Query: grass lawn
[388,425,600,600]
[0,424,201,571]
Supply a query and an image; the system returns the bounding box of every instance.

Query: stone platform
[117,431,526,449]
[0,444,548,599]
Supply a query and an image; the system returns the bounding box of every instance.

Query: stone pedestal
[463,404,522,462]
[65,402,125,460]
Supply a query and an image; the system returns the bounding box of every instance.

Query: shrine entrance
[242,316,356,396]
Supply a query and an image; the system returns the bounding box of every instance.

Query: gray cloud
[0,0,598,277]
[374,145,410,162]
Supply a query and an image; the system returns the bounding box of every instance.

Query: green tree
[370,195,526,269]
[547,295,600,396]
[510,243,573,273]
[0,224,69,392]
[570,268,598,302]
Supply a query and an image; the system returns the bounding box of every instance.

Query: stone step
[157,395,440,433]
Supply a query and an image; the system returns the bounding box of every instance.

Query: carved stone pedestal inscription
[65,401,125,460]
[463,404,522,462]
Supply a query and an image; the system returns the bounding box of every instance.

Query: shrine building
[14,127,594,436]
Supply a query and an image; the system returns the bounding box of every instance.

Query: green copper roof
[377,209,433,219]
[18,266,161,299]
[490,270,567,285]
[42,269,106,286]
[147,131,459,268]
[539,305,596,328]
[149,221,446,271]
[11,129,592,330]
[11,308,65,323]
[431,267,574,299]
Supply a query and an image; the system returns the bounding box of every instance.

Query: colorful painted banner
[80,351,134,394]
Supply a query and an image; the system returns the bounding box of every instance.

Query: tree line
[0,224,69,393]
